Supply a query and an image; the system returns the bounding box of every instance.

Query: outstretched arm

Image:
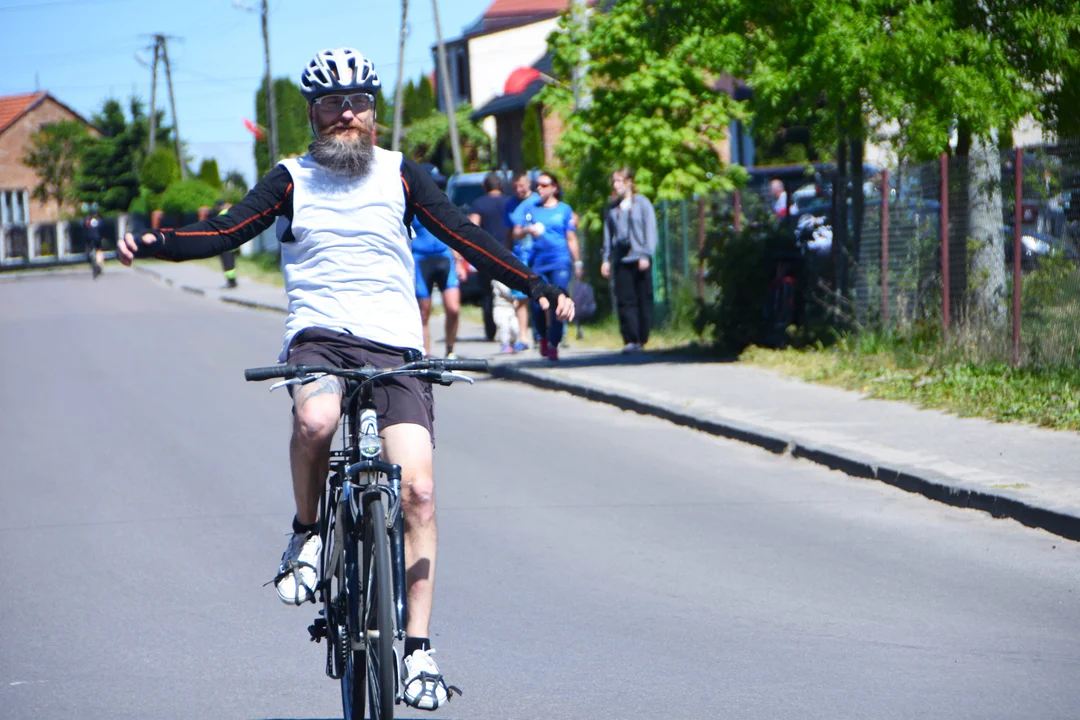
[117,165,294,264]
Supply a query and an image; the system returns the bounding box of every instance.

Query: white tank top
[277,147,423,360]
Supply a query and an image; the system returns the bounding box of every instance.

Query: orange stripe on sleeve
[174,183,293,237]
[415,204,531,281]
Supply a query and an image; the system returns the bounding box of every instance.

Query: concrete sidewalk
[129,259,1080,542]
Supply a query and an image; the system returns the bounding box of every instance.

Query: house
[0,91,95,227]
[433,0,575,173]
[435,0,754,175]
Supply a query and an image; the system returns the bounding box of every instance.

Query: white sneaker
[621,342,642,353]
[402,648,456,710]
[273,531,321,605]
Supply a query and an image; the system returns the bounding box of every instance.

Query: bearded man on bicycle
[117,47,574,710]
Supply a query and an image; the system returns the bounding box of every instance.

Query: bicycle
[244,355,488,720]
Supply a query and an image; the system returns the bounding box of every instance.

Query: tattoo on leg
[295,375,342,412]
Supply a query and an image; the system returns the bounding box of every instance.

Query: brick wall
[0,98,87,223]
[541,107,563,168]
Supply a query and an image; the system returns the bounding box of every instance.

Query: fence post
[881,168,890,329]
[939,152,950,340]
[27,224,37,262]
[733,189,742,232]
[0,225,6,263]
[697,196,706,298]
[1013,148,1023,366]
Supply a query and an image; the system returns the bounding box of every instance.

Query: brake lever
[269,375,318,392]
[438,371,475,386]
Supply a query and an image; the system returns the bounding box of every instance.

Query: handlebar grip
[438,359,490,373]
[244,365,292,382]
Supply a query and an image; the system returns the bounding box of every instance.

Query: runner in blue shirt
[510,171,583,361]
[411,217,462,357]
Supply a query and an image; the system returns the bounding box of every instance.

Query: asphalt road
[2,270,1078,720]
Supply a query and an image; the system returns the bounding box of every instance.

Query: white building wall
[466,18,560,112]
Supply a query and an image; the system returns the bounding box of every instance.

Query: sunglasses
[313,92,375,114]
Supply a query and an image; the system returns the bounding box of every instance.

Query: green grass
[743,334,1080,431]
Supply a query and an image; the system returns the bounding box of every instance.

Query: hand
[638,256,651,272]
[455,262,468,282]
[600,261,610,279]
[117,231,158,266]
[529,222,546,238]
[537,293,575,323]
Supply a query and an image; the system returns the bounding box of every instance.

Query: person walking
[411,216,462,358]
[601,167,658,353]
[503,172,539,351]
[116,46,573,709]
[85,210,104,279]
[511,171,583,361]
[214,200,238,288]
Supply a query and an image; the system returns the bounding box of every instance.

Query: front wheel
[363,497,396,720]
[330,501,366,720]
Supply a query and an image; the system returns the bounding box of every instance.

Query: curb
[493,364,1080,543]
[220,295,288,314]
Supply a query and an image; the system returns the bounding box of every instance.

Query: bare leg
[289,376,342,525]
[418,298,433,357]
[442,287,461,356]
[383,422,436,638]
[514,298,530,345]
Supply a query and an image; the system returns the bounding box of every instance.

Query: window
[1,190,28,226]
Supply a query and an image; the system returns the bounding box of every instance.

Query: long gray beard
[309,130,375,177]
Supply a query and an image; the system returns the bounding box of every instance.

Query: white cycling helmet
[300,48,381,102]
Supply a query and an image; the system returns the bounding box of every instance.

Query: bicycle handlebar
[244,358,490,383]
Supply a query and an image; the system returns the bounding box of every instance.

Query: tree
[141,148,180,195]
[79,97,171,213]
[255,77,310,177]
[521,104,544,170]
[23,120,89,213]
[197,158,222,188]
[158,179,220,215]
[401,104,490,174]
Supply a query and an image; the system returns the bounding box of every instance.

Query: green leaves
[23,119,89,212]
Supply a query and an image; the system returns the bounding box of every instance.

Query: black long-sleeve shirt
[142,157,560,303]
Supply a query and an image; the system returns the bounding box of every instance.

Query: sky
[0,0,494,186]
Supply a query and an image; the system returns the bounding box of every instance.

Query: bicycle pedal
[308,618,328,642]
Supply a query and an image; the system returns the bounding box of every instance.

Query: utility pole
[392,0,409,151]
[431,0,463,175]
[158,35,187,179]
[261,0,279,167]
[148,37,160,154]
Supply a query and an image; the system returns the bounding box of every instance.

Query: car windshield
[448,183,486,210]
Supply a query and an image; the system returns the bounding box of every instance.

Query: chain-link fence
[644,138,1080,365]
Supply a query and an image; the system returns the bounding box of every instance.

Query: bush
[696,208,800,353]
[141,149,180,194]
[197,158,222,188]
[158,179,220,215]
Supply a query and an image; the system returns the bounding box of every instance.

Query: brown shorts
[286,327,435,443]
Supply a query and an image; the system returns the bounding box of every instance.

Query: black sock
[405,636,431,657]
[292,515,318,535]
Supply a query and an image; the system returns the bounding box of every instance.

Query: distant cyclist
[116,47,573,710]
[85,210,104,279]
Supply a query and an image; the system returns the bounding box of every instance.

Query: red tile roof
[0,91,47,135]
[483,0,571,18]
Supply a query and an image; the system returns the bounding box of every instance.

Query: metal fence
[647,138,1080,365]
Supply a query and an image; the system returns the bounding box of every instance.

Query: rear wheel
[363,497,396,720]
